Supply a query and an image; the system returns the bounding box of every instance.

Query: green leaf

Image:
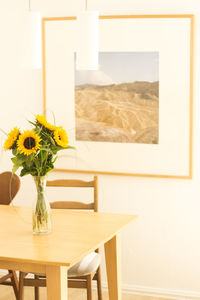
[20,168,30,177]
[11,155,26,173]
[66,146,75,150]
[28,121,36,126]
[52,156,57,164]
[40,150,47,162]
[12,149,18,156]
[48,135,56,145]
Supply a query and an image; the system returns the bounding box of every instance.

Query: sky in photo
[75,52,159,86]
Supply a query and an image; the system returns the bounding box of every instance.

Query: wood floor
[0,286,171,300]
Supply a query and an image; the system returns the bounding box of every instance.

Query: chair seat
[68,252,101,277]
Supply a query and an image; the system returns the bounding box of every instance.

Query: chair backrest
[47,176,98,212]
[0,172,20,205]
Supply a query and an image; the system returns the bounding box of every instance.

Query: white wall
[1,0,200,298]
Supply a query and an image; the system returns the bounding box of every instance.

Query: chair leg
[86,274,93,300]
[8,270,19,300]
[19,272,26,300]
[34,275,40,300]
[96,267,103,300]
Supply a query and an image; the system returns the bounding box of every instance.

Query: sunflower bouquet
[4,115,72,176]
[4,115,73,234]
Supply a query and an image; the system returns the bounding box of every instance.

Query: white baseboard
[100,281,200,300]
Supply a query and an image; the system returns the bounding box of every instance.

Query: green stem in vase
[33,176,51,234]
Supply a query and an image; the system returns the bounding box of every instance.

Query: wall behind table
[1,0,200,298]
[0,3,43,207]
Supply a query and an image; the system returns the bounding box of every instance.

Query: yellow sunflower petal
[4,127,20,150]
[54,127,68,148]
[36,115,56,131]
[17,130,41,156]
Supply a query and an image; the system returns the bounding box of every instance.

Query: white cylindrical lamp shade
[22,11,42,69]
[76,11,99,70]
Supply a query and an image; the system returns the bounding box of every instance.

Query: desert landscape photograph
[75,52,159,144]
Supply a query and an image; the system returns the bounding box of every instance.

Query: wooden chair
[0,171,20,299]
[19,176,103,300]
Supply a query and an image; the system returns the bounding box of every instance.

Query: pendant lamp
[22,0,42,69]
[76,0,99,70]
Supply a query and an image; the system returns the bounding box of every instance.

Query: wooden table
[0,205,136,300]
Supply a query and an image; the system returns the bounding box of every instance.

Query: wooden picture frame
[42,15,194,179]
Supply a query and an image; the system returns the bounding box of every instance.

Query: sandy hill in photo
[75,81,159,144]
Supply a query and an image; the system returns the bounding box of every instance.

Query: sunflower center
[24,137,36,149]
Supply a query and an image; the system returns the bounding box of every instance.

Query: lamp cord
[85,0,88,10]
[29,0,31,11]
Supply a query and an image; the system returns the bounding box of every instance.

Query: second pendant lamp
[76,0,99,70]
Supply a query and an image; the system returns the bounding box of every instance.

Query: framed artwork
[42,15,194,178]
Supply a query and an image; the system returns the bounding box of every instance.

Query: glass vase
[32,176,51,234]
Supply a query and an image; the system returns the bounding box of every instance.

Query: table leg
[104,234,121,300]
[46,265,68,300]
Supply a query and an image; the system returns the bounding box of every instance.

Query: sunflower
[17,130,41,156]
[4,127,20,150]
[54,127,68,148]
[36,115,56,131]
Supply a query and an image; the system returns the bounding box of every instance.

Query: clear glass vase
[32,176,51,234]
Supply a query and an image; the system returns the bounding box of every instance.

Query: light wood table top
[0,205,136,267]
[0,205,137,300]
